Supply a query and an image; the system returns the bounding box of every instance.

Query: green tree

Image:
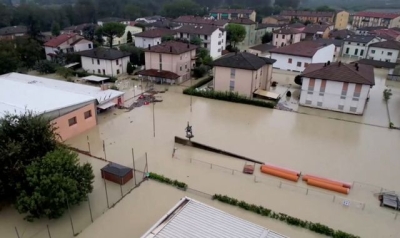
[274,0,300,8]
[162,0,200,18]
[51,21,60,36]
[161,35,175,42]
[96,22,126,48]
[16,38,44,68]
[0,41,19,74]
[119,44,145,65]
[15,147,94,221]
[56,67,74,79]
[127,61,135,75]
[34,60,60,74]
[127,31,133,43]
[74,0,97,24]
[315,5,336,12]
[197,48,212,65]
[0,112,59,202]
[226,24,246,48]
[261,32,273,44]
[190,36,202,45]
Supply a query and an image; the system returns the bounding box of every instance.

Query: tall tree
[51,21,60,36]
[83,24,97,41]
[16,37,45,68]
[15,147,94,221]
[96,22,126,48]
[226,24,246,48]
[261,32,273,44]
[127,31,132,43]
[74,0,97,24]
[0,41,19,74]
[162,0,200,18]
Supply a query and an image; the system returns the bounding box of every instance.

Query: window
[317,102,323,107]
[388,52,393,56]
[282,34,285,39]
[229,80,235,91]
[116,59,119,65]
[360,49,364,56]
[218,41,221,45]
[345,48,349,54]
[97,59,100,65]
[92,58,94,64]
[204,35,208,40]
[288,58,292,64]
[117,69,120,74]
[304,63,309,67]
[230,68,235,78]
[159,54,162,62]
[180,66,182,71]
[180,55,182,60]
[357,43,360,46]
[102,69,105,75]
[308,78,315,95]
[88,44,92,49]
[98,69,101,74]
[350,107,357,112]
[204,43,208,48]
[354,49,359,55]
[68,117,77,126]
[385,59,390,62]
[341,82,348,99]
[338,105,344,110]
[363,44,366,46]
[185,64,187,69]
[297,62,301,67]
[371,50,375,54]
[84,110,92,119]
[305,100,312,105]
[319,80,326,96]
[92,70,95,73]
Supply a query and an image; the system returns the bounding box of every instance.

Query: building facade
[210,9,256,22]
[229,19,257,49]
[341,35,382,59]
[0,25,27,40]
[272,27,302,48]
[44,34,93,60]
[352,12,400,29]
[262,16,289,25]
[134,28,176,48]
[279,11,335,23]
[367,40,400,63]
[254,24,282,45]
[334,11,350,30]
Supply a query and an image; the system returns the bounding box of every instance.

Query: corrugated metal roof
[141,197,289,238]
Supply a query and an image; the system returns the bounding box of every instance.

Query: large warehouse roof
[141,197,288,238]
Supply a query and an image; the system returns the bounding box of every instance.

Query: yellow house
[210,9,256,22]
[334,11,349,30]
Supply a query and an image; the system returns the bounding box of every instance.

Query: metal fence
[173,155,400,220]
[13,150,148,238]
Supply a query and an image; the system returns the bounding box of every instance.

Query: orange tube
[262,164,300,176]
[303,175,352,189]
[260,166,299,182]
[307,178,349,194]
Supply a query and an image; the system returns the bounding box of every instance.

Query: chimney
[170,46,172,52]
[338,61,341,66]
[148,44,150,50]
[327,61,330,65]
[187,43,190,48]
[355,63,359,71]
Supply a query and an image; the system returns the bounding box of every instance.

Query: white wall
[104,26,142,46]
[135,36,162,48]
[271,53,312,72]
[299,77,371,114]
[45,47,56,60]
[367,47,399,63]
[312,44,335,63]
[73,40,93,52]
[341,38,381,58]
[81,56,130,76]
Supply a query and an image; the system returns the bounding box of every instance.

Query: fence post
[132,148,137,186]
[47,225,52,238]
[87,136,91,154]
[104,179,110,208]
[87,195,94,222]
[15,227,20,238]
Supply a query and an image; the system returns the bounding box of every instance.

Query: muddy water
[67,87,400,237]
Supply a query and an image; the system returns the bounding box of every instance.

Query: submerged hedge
[212,194,359,238]
[148,172,188,190]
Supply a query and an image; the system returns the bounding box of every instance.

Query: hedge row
[148,172,188,190]
[212,194,359,238]
[184,89,276,109]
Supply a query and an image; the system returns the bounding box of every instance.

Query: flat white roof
[0,73,124,105]
[64,62,80,68]
[0,78,94,117]
[141,197,289,238]
[82,75,109,82]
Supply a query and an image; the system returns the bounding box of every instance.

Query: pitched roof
[269,41,331,57]
[175,24,221,35]
[344,35,377,43]
[369,40,400,50]
[288,23,305,29]
[273,27,301,34]
[98,17,127,23]
[212,52,276,70]
[314,38,343,47]
[145,41,198,54]
[370,29,400,40]
[134,28,176,38]
[302,24,329,34]
[256,23,283,30]
[280,10,335,18]
[210,9,254,14]
[355,12,400,19]
[63,23,96,32]
[354,59,397,69]
[76,48,131,60]
[329,29,355,38]
[70,38,91,46]
[249,43,276,52]
[0,25,27,36]
[357,26,387,31]
[229,18,256,25]
[138,69,180,79]
[269,15,289,21]
[173,16,228,27]
[144,20,180,29]
[301,62,375,85]
[44,33,78,47]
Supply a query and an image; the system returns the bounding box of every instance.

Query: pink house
[139,41,198,84]
[272,27,302,48]
[44,33,93,60]
[212,52,276,98]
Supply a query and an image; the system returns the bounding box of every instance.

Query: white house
[300,62,375,114]
[269,41,335,72]
[97,17,127,26]
[44,33,93,60]
[77,48,131,77]
[134,28,176,48]
[174,24,226,58]
[341,35,382,59]
[104,25,143,47]
[367,40,400,63]
[248,43,276,58]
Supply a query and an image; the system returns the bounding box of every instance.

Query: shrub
[148,172,187,190]
[193,65,207,78]
[271,81,277,87]
[286,91,292,97]
[34,60,59,74]
[309,223,335,236]
[127,62,135,75]
[56,67,74,79]
[383,89,392,101]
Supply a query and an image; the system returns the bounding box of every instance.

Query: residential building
[0,25,27,40]
[174,25,226,58]
[370,28,400,41]
[97,17,127,26]
[367,40,400,63]
[229,18,257,49]
[352,12,400,28]
[104,25,142,46]
[140,197,288,238]
[262,15,290,25]
[334,10,350,30]
[341,35,382,58]
[134,28,176,48]
[329,29,355,39]
[301,24,331,40]
[212,52,276,98]
[140,41,198,84]
[135,16,164,24]
[44,33,93,60]
[354,58,398,75]
[279,11,335,23]
[314,38,343,62]
[355,26,387,35]
[248,43,276,57]
[288,23,306,31]
[77,48,131,76]
[63,23,96,35]
[254,24,282,45]
[0,73,124,140]
[173,16,229,28]
[140,19,180,31]
[269,41,335,72]
[299,62,375,114]
[210,9,256,22]
[272,27,302,48]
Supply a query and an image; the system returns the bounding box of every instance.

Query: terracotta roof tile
[355,12,400,19]
[329,29,355,38]
[0,25,27,36]
[369,40,400,50]
[210,9,254,14]
[145,41,198,54]
[76,48,131,60]
[269,41,331,57]
[302,24,329,34]
[173,16,228,27]
[273,27,301,34]
[134,28,176,38]
[175,24,222,35]
[249,43,276,52]
[229,18,256,25]
[212,52,276,70]
[44,33,78,47]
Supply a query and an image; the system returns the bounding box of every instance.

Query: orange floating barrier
[307,178,350,194]
[302,174,352,189]
[263,164,301,176]
[260,166,299,182]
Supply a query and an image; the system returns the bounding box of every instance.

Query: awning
[97,101,116,110]
[254,89,280,100]
[82,75,110,82]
